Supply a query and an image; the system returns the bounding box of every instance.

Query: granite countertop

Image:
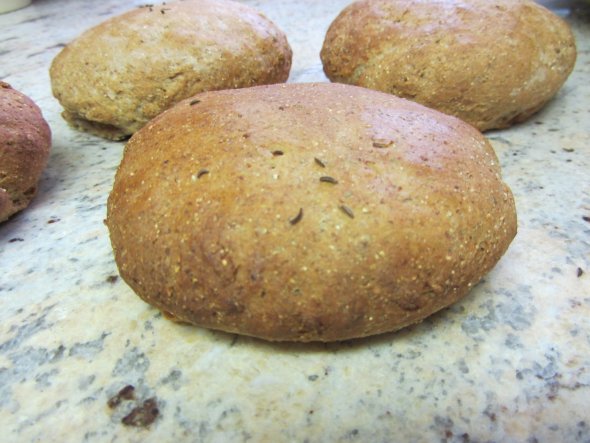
[1,1,589,441]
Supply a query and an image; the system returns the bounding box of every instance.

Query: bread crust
[50,0,292,140]
[107,82,517,342]
[320,0,577,131]
[0,82,51,222]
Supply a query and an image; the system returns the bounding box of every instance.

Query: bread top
[321,0,577,131]
[50,0,292,140]
[107,82,516,341]
[0,82,51,222]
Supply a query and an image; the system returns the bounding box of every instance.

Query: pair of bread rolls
[50,0,576,137]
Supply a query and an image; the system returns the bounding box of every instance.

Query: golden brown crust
[0,81,51,222]
[50,0,292,140]
[106,82,517,342]
[320,0,577,131]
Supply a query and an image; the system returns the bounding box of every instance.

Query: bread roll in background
[107,83,517,342]
[0,82,51,223]
[321,0,577,131]
[50,0,292,140]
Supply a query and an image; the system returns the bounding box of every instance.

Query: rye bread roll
[0,82,51,223]
[106,82,517,342]
[50,0,292,140]
[320,0,577,131]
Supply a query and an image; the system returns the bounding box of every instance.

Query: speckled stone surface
[1,1,589,441]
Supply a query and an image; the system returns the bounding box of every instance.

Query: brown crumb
[314,157,326,168]
[121,398,160,427]
[372,138,394,148]
[106,275,119,284]
[319,176,338,184]
[196,169,209,178]
[578,268,584,278]
[289,208,304,225]
[583,216,590,223]
[107,385,135,408]
[340,205,354,219]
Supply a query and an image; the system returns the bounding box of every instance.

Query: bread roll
[0,82,51,223]
[106,82,517,342]
[50,0,292,140]
[320,0,576,131]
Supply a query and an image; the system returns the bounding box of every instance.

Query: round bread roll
[107,82,517,342]
[50,0,292,141]
[320,0,577,132]
[0,82,51,223]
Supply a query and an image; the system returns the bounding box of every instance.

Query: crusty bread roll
[320,0,577,131]
[50,0,292,140]
[107,82,517,342]
[0,82,51,223]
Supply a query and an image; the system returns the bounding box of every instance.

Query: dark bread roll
[106,82,517,342]
[0,82,51,223]
[320,0,577,131]
[50,0,292,140]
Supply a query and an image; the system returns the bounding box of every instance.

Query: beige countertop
[1,1,589,441]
